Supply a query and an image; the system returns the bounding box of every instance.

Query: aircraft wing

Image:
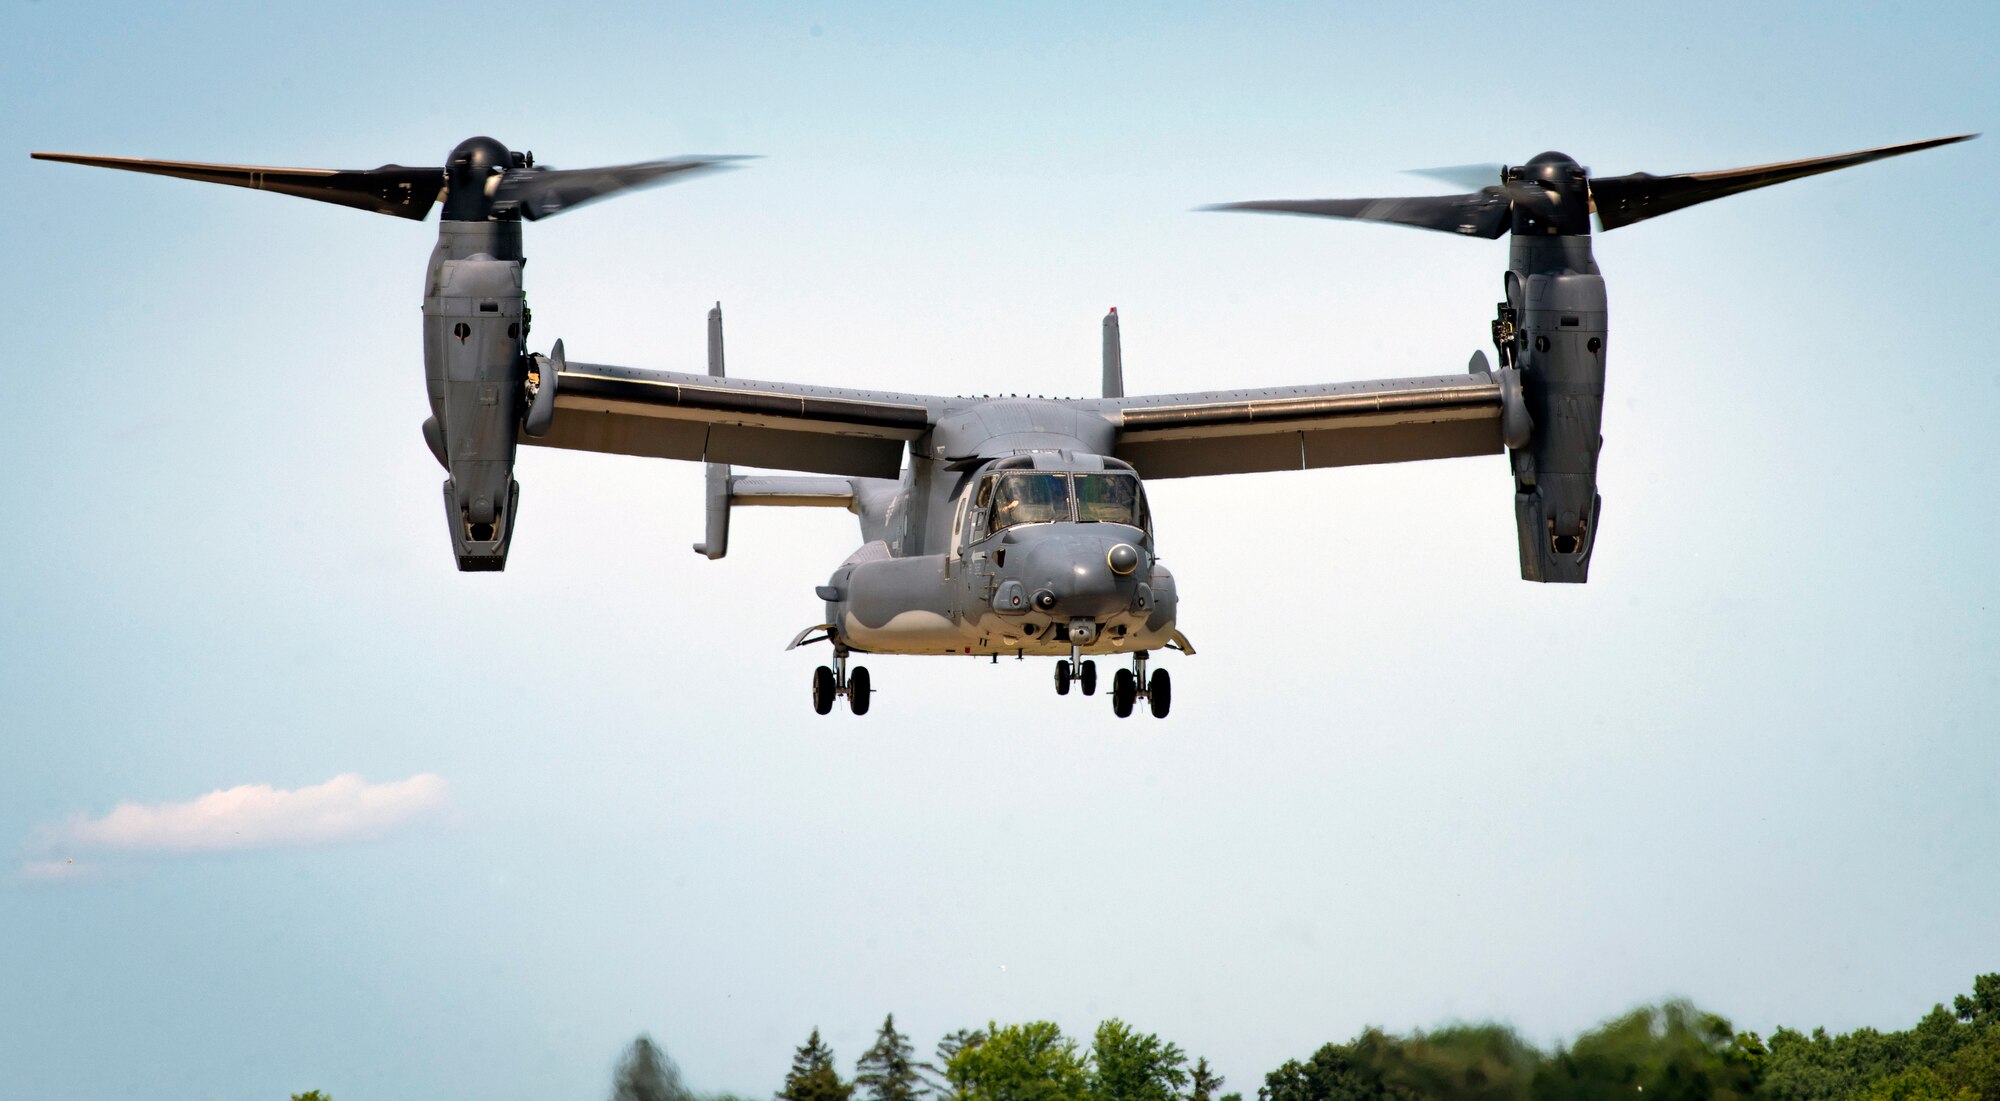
[1097,372,1509,479]
[521,361,941,479]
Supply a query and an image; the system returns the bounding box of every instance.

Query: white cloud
[28,773,450,862]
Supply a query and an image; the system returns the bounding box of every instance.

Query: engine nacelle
[423,243,526,571]
[1506,266,1606,583]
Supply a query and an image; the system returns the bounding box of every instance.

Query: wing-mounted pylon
[1203,133,1975,581]
[35,136,752,570]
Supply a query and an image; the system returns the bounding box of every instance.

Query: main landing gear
[1054,645,1098,697]
[812,645,871,716]
[1110,651,1170,719]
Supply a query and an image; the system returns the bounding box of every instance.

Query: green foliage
[858,1015,929,1101]
[1257,1025,1541,1101]
[1761,976,2000,1101]
[1090,1020,1189,1101]
[1244,973,1999,1101]
[1937,1025,2000,1100]
[781,1028,857,1101]
[1188,1058,1227,1101]
[948,1021,1089,1101]
[1259,1040,1412,1101]
[928,1029,991,1100]
[290,1093,331,1101]
[1532,1003,1760,1101]
[614,1035,694,1101]
[1363,1024,1540,1101]
[1854,1068,1976,1101]
[1956,977,2000,1030]
[787,974,2000,1101]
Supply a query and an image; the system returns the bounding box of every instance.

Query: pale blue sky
[4,2,1996,1099]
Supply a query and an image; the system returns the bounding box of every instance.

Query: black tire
[1080,660,1098,696]
[1054,661,1071,696]
[849,666,872,715]
[1111,668,1137,717]
[812,666,836,715]
[1148,668,1171,718]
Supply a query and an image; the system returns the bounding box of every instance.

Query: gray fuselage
[822,404,1179,658]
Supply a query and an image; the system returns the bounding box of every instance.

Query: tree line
[603,973,1999,1101]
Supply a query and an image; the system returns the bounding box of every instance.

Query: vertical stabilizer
[694,302,732,558]
[707,301,725,378]
[1102,307,1124,399]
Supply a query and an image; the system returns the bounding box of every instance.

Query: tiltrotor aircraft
[33,132,1972,718]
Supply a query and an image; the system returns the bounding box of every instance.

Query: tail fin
[693,303,732,559]
[1102,307,1124,399]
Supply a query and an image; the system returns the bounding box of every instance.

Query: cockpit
[965,458,1150,542]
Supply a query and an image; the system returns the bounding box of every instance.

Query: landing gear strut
[1054,645,1097,697]
[812,644,871,716]
[1110,651,1170,719]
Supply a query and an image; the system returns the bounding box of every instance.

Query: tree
[949,1021,1089,1101]
[927,1028,989,1100]
[614,1035,693,1101]
[1954,975,2000,1030]
[290,1093,332,1101]
[858,1014,928,1101]
[1187,1058,1225,1101]
[1358,1024,1537,1101]
[1258,1040,1409,1101]
[1761,978,2000,1101]
[781,1028,857,1101]
[1856,1067,1978,1101]
[1531,1003,1759,1101]
[1089,1020,1189,1101]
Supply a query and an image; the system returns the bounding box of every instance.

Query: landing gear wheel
[1111,668,1137,718]
[1054,662,1071,696]
[1080,660,1098,696]
[1147,668,1172,718]
[848,666,872,716]
[812,666,836,715]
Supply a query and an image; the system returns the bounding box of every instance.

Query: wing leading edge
[1099,374,1509,479]
[524,358,1511,482]
[522,362,940,479]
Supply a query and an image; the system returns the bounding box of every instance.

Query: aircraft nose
[1020,532,1143,617]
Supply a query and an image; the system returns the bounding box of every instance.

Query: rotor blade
[1201,190,1512,239]
[493,155,752,220]
[29,152,442,219]
[1590,133,1976,230]
[1404,163,1507,191]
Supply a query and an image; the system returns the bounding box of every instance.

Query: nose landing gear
[1054,645,1097,697]
[811,644,872,716]
[1110,651,1171,719]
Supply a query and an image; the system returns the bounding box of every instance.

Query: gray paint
[33,131,1974,713]
[1102,308,1123,399]
[421,219,527,570]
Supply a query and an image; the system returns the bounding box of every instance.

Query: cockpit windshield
[1075,473,1143,527]
[975,469,1147,538]
[985,472,1072,536]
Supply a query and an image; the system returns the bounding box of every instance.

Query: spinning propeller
[31,136,750,222]
[1203,133,1975,237]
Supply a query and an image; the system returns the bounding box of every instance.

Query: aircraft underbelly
[839,608,1177,657]
[841,609,964,651]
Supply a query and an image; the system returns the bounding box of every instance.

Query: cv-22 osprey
[33,133,1973,717]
